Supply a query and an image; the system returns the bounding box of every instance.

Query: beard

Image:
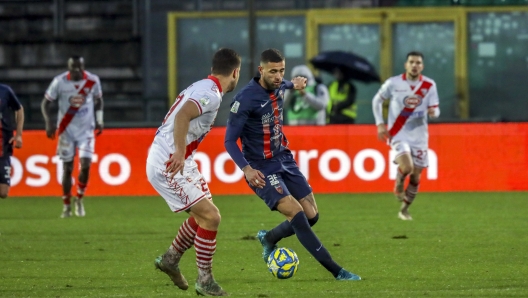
[261,77,278,90]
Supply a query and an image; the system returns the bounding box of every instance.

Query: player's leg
[262,159,320,248]
[74,138,94,217]
[399,148,427,220]
[0,157,12,199]
[275,195,361,280]
[188,199,227,296]
[147,164,225,295]
[392,142,414,202]
[58,134,75,218]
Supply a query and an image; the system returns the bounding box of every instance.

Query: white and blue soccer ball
[267,247,299,279]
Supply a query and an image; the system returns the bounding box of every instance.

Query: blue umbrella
[310,51,380,83]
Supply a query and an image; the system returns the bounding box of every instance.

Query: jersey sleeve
[45,77,60,101]
[92,75,103,99]
[377,78,392,100]
[6,85,22,111]
[224,94,252,170]
[427,82,440,107]
[187,90,220,115]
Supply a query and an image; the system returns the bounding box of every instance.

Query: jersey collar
[67,71,87,81]
[207,75,223,93]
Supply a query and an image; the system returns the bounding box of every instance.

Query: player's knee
[202,207,221,228]
[80,159,91,171]
[63,161,74,174]
[308,213,319,226]
[0,192,8,199]
[399,164,413,175]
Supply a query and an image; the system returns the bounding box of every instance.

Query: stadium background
[2,0,527,196]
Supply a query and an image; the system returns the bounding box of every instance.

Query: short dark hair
[406,51,424,60]
[260,48,284,64]
[211,48,241,76]
[69,55,83,61]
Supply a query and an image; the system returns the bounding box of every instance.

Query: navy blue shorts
[0,157,11,186]
[247,152,312,210]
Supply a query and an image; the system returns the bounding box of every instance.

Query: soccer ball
[267,247,299,279]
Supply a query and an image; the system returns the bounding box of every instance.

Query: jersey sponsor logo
[230,101,240,113]
[69,95,85,108]
[199,96,210,106]
[403,95,422,109]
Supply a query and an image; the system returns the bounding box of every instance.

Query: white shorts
[391,141,429,168]
[146,163,212,213]
[57,133,94,162]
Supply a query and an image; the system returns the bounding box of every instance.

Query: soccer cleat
[336,268,361,281]
[61,205,72,218]
[74,198,85,217]
[256,230,277,263]
[195,278,228,296]
[155,255,188,290]
[398,211,413,221]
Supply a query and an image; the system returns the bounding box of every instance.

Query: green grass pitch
[1,192,527,297]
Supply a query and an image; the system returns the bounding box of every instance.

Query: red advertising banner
[11,123,528,197]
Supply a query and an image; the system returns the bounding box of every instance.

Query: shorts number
[4,166,11,179]
[416,150,426,160]
[198,177,208,193]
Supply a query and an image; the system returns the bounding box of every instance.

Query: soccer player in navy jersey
[224,48,361,281]
[0,84,24,199]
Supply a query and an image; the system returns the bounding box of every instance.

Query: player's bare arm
[40,98,56,140]
[242,165,265,189]
[376,124,390,142]
[164,101,200,179]
[94,96,104,136]
[291,76,307,90]
[9,106,24,149]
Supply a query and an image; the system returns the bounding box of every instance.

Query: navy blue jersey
[225,77,294,169]
[0,84,22,157]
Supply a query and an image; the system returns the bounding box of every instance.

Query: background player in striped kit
[0,83,24,199]
[372,51,440,220]
[147,48,241,296]
[41,56,104,218]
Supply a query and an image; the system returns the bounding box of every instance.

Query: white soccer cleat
[74,198,85,217]
[61,205,72,218]
[398,211,412,221]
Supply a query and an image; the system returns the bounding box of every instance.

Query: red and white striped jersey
[149,75,223,169]
[376,73,439,148]
[45,70,102,139]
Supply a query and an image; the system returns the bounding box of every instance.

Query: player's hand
[95,123,104,136]
[45,122,56,140]
[376,124,390,142]
[291,76,307,90]
[9,135,22,149]
[242,165,266,189]
[427,107,436,118]
[164,151,185,180]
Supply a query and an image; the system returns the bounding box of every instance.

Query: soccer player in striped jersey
[372,51,440,220]
[41,56,103,218]
[225,48,361,281]
[147,48,241,296]
[0,83,24,199]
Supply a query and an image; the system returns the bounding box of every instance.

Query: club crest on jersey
[278,90,284,98]
[199,96,210,106]
[275,185,283,194]
[421,89,428,95]
[69,95,85,108]
[230,101,240,113]
[403,95,422,109]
